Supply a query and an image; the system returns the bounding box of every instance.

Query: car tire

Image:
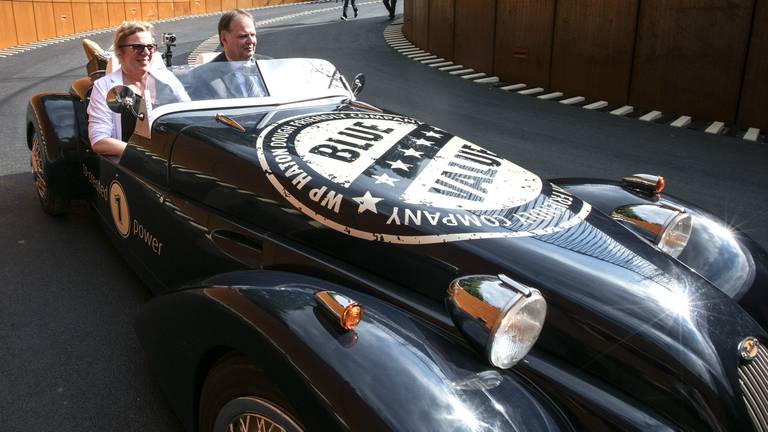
[199,353,304,432]
[30,129,69,215]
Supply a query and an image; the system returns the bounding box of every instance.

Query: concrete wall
[405,0,768,130]
[0,0,310,49]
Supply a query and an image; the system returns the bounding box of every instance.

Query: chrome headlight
[611,203,692,258]
[446,274,547,369]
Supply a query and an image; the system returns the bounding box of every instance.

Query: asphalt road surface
[1,1,766,430]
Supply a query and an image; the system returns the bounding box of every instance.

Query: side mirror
[106,85,144,120]
[351,73,365,96]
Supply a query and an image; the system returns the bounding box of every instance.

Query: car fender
[27,93,87,199]
[26,92,81,160]
[135,270,568,432]
[554,177,768,328]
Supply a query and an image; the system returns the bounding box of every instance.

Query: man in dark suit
[190,9,268,100]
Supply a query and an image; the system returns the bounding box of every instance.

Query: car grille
[738,342,768,432]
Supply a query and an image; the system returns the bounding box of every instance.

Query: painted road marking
[670,116,692,128]
[705,121,725,134]
[439,64,464,71]
[462,72,486,80]
[560,96,585,105]
[538,92,563,100]
[501,84,526,91]
[639,111,662,122]
[474,76,500,84]
[744,128,760,142]
[609,106,633,116]
[518,87,544,95]
[583,101,609,110]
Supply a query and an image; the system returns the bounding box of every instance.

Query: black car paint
[558,179,768,327]
[137,271,572,432]
[143,104,766,430]
[27,77,768,431]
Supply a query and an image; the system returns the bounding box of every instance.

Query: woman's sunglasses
[119,43,158,53]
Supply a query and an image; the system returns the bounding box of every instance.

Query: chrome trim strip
[738,342,768,431]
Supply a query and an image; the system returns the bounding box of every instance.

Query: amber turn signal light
[315,291,363,331]
[622,174,666,194]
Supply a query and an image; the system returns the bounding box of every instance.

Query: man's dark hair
[218,9,254,36]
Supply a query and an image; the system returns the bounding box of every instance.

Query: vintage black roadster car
[26,39,768,432]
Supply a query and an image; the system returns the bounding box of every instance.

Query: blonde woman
[87,21,188,158]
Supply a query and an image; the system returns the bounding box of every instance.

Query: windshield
[149,58,350,110]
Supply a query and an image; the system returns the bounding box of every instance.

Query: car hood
[171,109,765,430]
[255,111,592,244]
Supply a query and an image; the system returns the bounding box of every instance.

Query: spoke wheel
[216,396,301,432]
[30,130,69,215]
[200,354,303,432]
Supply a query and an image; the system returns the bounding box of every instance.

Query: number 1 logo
[109,180,131,238]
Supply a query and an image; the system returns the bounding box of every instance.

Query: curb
[383,23,765,144]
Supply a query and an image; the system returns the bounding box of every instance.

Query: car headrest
[83,39,110,80]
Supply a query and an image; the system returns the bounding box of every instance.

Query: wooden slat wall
[403,0,413,40]
[427,0,454,60]
[12,2,37,44]
[630,0,754,123]
[125,2,142,20]
[173,0,188,16]
[0,1,18,47]
[493,0,555,88]
[550,0,637,104]
[1,1,19,47]
[53,3,75,37]
[405,0,766,129]
[34,2,58,40]
[411,0,429,49]
[0,0,311,49]
[72,3,92,32]
[453,0,495,72]
[91,3,109,29]
[738,0,767,130]
[108,2,126,26]
[157,1,173,19]
[141,1,158,20]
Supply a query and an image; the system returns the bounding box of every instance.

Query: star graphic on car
[372,173,399,186]
[353,191,384,214]
[424,130,444,138]
[412,138,434,146]
[386,160,412,172]
[402,148,423,158]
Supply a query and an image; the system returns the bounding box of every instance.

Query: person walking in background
[383,0,396,19]
[341,0,358,21]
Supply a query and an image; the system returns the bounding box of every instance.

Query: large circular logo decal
[109,180,131,238]
[256,112,590,244]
